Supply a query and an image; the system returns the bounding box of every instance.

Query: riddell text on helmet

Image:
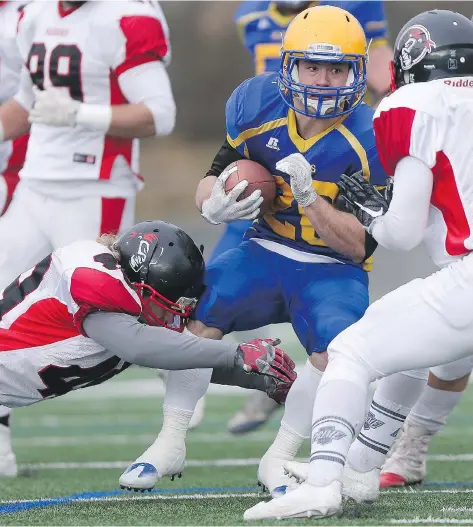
[444,79,473,87]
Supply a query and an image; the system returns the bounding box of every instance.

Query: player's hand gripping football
[276,153,317,207]
[235,338,297,403]
[337,171,393,233]
[29,87,80,127]
[201,169,263,225]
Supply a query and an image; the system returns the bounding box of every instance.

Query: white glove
[201,168,264,225]
[276,153,317,208]
[29,87,80,127]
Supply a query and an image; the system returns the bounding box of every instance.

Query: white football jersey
[373,77,473,267]
[0,240,142,408]
[17,0,170,183]
[0,2,28,176]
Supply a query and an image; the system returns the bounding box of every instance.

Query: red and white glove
[235,338,297,404]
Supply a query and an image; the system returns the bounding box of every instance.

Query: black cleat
[257,481,268,493]
[170,475,175,481]
[178,472,182,478]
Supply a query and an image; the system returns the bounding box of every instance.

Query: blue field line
[0,486,260,515]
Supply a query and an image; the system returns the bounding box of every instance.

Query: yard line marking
[17,455,473,471]
[12,431,277,447]
[391,519,473,524]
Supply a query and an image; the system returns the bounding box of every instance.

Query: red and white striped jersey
[0,240,142,408]
[0,2,28,180]
[16,0,169,184]
[373,77,473,267]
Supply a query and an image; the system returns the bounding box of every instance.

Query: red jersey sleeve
[70,268,141,336]
[114,15,169,77]
[373,106,417,177]
[373,89,438,177]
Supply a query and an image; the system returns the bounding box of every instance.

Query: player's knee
[326,331,379,386]
[309,351,328,371]
[187,320,223,340]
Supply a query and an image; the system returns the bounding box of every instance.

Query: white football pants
[0,183,135,289]
[329,252,473,378]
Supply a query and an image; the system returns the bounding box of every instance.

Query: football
[224,159,277,216]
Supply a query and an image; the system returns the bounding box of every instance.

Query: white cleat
[258,453,300,498]
[284,460,308,484]
[243,481,342,521]
[0,425,17,477]
[342,462,380,504]
[119,434,185,491]
[188,396,206,431]
[285,460,379,504]
[380,422,432,488]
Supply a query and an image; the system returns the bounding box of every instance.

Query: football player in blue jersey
[118,5,389,493]
[218,0,393,435]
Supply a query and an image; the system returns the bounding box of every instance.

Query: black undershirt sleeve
[204,138,246,178]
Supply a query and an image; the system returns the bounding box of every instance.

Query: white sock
[309,379,367,486]
[308,353,371,487]
[281,359,323,439]
[162,367,212,439]
[348,370,427,473]
[407,385,464,434]
[266,360,323,459]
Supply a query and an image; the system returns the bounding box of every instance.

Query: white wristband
[76,104,112,133]
[0,120,4,142]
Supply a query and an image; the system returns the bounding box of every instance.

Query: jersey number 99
[27,43,84,102]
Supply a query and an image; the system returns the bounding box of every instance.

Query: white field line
[3,489,473,508]
[391,519,473,524]
[13,431,276,447]
[18,456,473,471]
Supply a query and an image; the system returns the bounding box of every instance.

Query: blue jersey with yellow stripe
[235,1,388,75]
[226,73,387,271]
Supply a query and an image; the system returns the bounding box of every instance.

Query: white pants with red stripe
[0,183,135,288]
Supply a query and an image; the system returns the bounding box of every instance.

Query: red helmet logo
[398,24,436,71]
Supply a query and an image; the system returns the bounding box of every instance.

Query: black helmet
[117,221,205,331]
[391,10,473,90]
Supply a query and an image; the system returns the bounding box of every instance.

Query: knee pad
[398,368,429,381]
[430,356,473,381]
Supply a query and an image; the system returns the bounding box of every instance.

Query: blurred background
[138,1,472,306]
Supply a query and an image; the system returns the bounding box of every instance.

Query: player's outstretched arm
[83,312,296,398]
[276,153,366,262]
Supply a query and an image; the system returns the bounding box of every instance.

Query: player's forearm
[303,197,366,262]
[370,156,432,251]
[196,176,217,211]
[83,312,238,370]
[107,103,157,138]
[0,99,30,141]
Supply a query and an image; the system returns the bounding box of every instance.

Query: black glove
[337,171,392,233]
